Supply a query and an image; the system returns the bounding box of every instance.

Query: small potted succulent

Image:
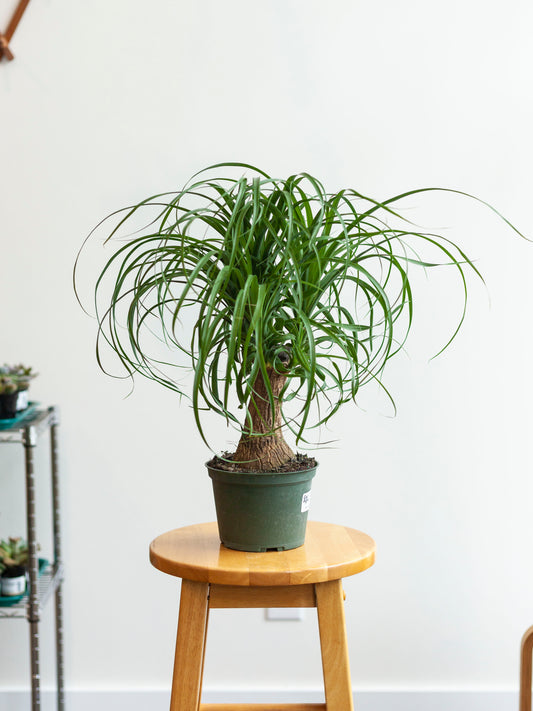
[0,537,29,596]
[0,364,37,418]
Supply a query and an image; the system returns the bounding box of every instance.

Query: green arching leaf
[76,162,523,453]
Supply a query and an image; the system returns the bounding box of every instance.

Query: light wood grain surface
[150,521,375,586]
[316,580,354,710]
[520,625,533,711]
[200,705,326,710]
[208,583,317,608]
[170,580,209,711]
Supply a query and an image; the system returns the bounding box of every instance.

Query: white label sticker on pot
[301,491,311,512]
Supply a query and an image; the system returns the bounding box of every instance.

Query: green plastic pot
[207,463,318,552]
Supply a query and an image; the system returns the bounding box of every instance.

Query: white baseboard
[0,687,518,711]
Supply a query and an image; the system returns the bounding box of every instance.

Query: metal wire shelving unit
[0,405,65,711]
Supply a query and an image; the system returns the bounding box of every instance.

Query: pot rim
[206,461,318,485]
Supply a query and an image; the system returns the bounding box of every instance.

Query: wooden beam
[0,35,14,61]
[1,0,32,62]
[316,580,354,711]
[201,705,327,711]
[520,625,533,711]
[5,0,31,42]
[209,583,316,609]
[170,580,210,711]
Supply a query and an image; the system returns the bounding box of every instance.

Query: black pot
[0,392,18,419]
[2,565,26,578]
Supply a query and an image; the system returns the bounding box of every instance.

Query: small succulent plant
[0,537,29,575]
[0,376,18,395]
[0,364,37,391]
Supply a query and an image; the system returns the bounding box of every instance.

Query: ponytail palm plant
[77,162,515,472]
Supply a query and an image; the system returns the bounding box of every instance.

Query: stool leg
[316,579,354,711]
[170,579,210,711]
[520,626,533,711]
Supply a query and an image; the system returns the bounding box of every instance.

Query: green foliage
[0,376,17,395]
[76,162,522,449]
[0,537,29,574]
[0,364,37,392]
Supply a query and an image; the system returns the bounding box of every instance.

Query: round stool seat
[150,520,375,587]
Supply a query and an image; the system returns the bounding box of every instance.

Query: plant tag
[301,491,311,513]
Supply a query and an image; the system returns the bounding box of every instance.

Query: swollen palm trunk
[233,367,294,471]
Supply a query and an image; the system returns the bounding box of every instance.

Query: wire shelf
[0,406,58,444]
[0,561,64,619]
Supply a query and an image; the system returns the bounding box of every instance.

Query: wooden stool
[150,521,375,711]
[520,625,533,711]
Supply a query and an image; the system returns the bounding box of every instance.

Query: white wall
[1,0,532,703]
